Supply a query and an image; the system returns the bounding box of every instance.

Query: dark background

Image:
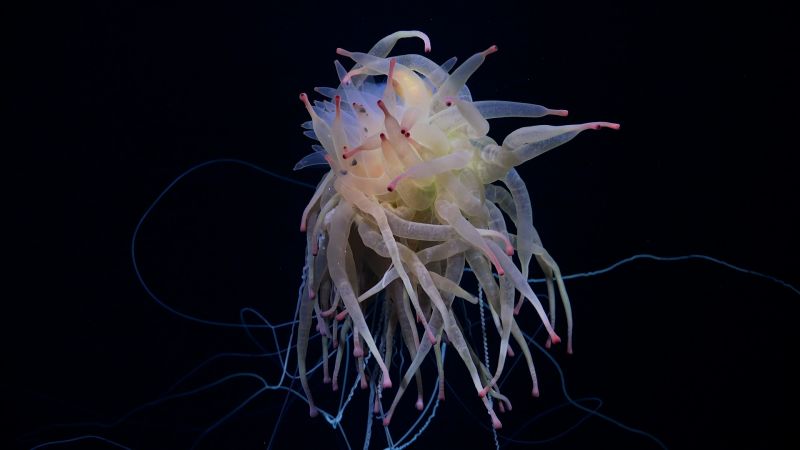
[7,1,798,449]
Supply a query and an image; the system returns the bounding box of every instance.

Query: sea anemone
[295,30,619,429]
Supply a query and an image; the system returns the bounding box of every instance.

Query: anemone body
[295,30,618,429]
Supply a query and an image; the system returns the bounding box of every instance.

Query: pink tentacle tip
[387,175,403,192]
[309,406,319,417]
[587,121,620,130]
[567,342,574,355]
[507,346,515,357]
[553,109,569,117]
[417,32,432,53]
[332,381,339,391]
[505,244,514,256]
[415,396,424,411]
[382,415,392,427]
[323,375,331,384]
[550,333,562,345]
[308,289,315,299]
[478,386,491,398]
[532,386,540,398]
[335,47,350,57]
[376,99,390,116]
[353,347,363,358]
[488,253,505,276]
[360,376,368,389]
[490,411,503,430]
[382,376,392,389]
[483,44,499,56]
[342,145,364,160]
[335,310,349,321]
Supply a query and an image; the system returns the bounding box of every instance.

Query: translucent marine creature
[295,30,619,430]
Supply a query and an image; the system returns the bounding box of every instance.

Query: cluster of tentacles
[295,31,618,429]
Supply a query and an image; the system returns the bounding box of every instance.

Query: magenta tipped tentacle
[376,99,391,118]
[386,174,403,192]
[382,371,392,389]
[587,121,620,130]
[489,409,503,429]
[298,92,312,111]
[373,391,381,413]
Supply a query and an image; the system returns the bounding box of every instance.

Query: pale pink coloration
[294,31,618,430]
